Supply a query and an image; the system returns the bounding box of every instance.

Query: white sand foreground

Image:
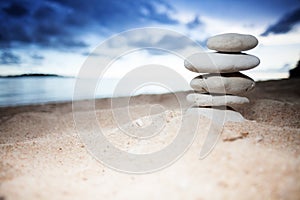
[0,79,300,200]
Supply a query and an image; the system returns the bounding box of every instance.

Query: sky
[0,0,300,80]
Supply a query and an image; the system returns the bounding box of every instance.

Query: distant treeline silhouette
[0,74,70,78]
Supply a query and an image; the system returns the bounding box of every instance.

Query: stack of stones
[184,33,260,121]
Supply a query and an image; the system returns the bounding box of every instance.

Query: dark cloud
[186,15,202,29]
[261,7,300,36]
[0,50,21,65]
[122,33,189,50]
[31,54,44,60]
[50,0,178,30]
[0,0,178,51]
[82,52,100,57]
[3,2,29,17]
[120,31,203,55]
[0,1,89,49]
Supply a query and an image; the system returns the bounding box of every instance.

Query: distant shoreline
[0,71,290,81]
[0,73,74,78]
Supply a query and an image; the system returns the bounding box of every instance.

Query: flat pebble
[184,52,260,73]
[187,107,246,122]
[186,93,250,106]
[207,33,258,52]
[190,72,255,95]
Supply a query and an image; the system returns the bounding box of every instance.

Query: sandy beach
[0,78,300,200]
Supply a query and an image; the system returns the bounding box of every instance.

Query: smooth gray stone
[190,72,255,95]
[187,107,245,122]
[186,93,249,106]
[207,33,258,52]
[184,52,260,73]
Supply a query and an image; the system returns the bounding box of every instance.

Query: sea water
[0,76,172,107]
[0,76,118,107]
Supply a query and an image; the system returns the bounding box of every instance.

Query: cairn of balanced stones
[184,33,259,122]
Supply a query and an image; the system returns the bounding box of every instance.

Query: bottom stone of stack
[187,106,245,122]
[186,93,249,107]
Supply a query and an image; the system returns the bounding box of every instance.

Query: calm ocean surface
[0,76,173,107]
[0,76,119,107]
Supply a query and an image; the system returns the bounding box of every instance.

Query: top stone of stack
[207,33,258,52]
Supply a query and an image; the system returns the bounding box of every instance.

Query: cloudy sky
[0,0,300,79]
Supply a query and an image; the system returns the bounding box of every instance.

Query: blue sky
[0,0,300,80]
